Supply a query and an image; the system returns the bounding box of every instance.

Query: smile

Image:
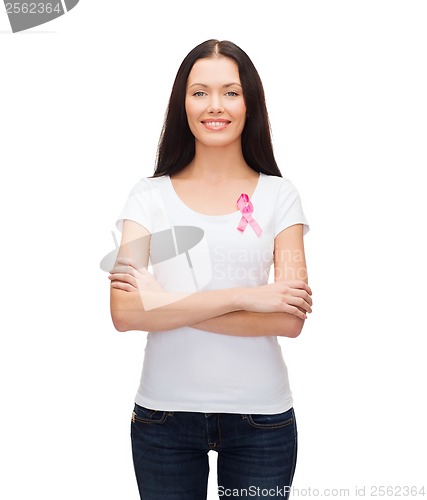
[201,120,231,131]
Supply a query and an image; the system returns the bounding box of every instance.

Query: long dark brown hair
[152,39,282,178]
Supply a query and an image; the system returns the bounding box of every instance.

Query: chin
[195,133,242,149]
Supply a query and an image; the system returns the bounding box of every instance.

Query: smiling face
[185,56,247,149]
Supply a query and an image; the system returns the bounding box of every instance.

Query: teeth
[205,122,228,127]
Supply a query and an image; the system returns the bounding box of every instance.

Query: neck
[186,140,252,180]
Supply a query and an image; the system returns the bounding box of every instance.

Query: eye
[225,91,239,97]
[193,91,207,97]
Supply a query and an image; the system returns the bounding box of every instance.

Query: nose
[207,94,224,114]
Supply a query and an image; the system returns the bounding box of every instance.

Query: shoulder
[127,175,168,195]
[260,173,301,198]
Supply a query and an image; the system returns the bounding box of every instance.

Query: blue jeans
[131,404,298,499]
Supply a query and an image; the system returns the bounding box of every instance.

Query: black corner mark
[64,0,78,10]
[4,0,80,33]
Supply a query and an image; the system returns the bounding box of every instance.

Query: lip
[201,119,231,131]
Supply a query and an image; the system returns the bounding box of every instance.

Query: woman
[109,39,312,500]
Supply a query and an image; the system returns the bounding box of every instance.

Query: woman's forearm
[189,310,304,338]
[111,286,245,332]
[110,257,311,335]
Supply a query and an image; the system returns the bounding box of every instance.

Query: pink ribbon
[236,193,262,237]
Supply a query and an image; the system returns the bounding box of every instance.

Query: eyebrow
[188,82,242,89]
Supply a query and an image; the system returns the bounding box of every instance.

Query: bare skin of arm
[188,224,310,337]
[109,220,312,337]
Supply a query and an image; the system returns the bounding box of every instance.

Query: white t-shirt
[116,172,309,414]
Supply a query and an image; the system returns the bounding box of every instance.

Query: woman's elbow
[110,307,154,333]
[289,319,304,338]
[110,289,138,332]
[111,311,129,332]
[278,316,305,338]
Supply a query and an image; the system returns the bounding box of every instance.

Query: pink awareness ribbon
[236,193,262,237]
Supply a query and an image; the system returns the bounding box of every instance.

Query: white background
[1,1,426,498]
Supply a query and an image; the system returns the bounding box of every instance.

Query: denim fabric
[131,404,297,499]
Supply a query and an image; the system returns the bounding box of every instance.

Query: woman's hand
[236,280,313,319]
[109,257,311,319]
[108,257,164,293]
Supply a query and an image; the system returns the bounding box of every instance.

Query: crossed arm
[109,220,312,337]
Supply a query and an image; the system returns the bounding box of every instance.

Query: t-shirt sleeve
[115,178,153,233]
[274,178,309,238]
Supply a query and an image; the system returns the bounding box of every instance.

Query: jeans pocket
[131,404,170,425]
[246,407,295,429]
